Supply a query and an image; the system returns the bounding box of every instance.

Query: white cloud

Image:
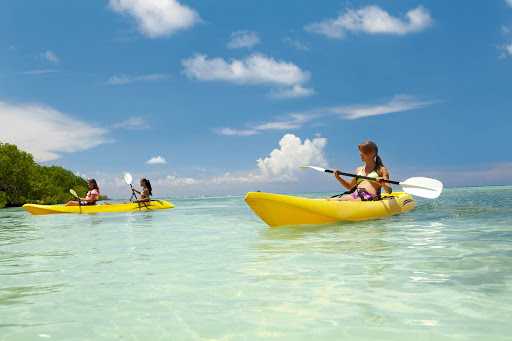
[146,156,167,164]
[227,31,260,49]
[215,113,317,136]
[330,95,434,119]
[109,0,201,38]
[215,95,434,136]
[213,128,259,136]
[271,85,315,98]
[504,43,512,56]
[507,0,512,7]
[41,50,58,63]
[305,5,432,38]
[114,116,150,130]
[182,53,310,86]
[283,37,311,51]
[182,53,313,98]
[106,73,167,85]
[0,100,109,162]
[256,134,328,181]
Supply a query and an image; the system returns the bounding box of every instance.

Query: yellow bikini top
[356,169,378,183]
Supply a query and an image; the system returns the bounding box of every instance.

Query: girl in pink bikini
[65,179,100,206]
[329,141,392,201]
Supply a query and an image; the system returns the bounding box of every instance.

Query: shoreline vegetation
[0,142,108,208]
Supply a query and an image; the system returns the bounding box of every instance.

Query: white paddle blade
[299,166,327,172]
[69,189,78,198]
[124,173,132,185]
[400,177,443,199]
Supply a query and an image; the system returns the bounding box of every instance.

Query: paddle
[69,189,82,214]
[300,166,443,199]
[124,173,137,199]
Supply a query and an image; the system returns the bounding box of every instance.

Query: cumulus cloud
[182,53,310,86]
[106,73,167,85]
[227,31,260,49]
[109,0,201,38]
[146,156,167,164]
[305,5,432,38]
[256,134,328,181]
[41,50,58,63]
[182,52,313,98]
[0,100,109,162]
[330,94,434,119]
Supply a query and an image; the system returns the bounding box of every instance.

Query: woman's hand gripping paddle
[69,189,82,214]
[300,166,443,199]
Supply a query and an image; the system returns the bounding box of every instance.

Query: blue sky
[1,0,511,198]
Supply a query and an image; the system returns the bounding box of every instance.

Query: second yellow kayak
[245,192,416,227]
[23,200,174,215]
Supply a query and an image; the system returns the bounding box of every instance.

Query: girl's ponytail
[143,179,152,196]
[375,155,384,172]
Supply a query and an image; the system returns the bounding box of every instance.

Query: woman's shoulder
[379,166,389,176]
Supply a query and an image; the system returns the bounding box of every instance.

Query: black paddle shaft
[325,169,400,185]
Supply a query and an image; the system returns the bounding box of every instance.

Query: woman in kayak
[329,141,392,201]
[106,178,153,204]
[65,179,100,206]
[131,178,152,203]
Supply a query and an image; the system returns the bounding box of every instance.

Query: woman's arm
[136,188,149,202]
[377,167,392,194]
[334,168,357,190]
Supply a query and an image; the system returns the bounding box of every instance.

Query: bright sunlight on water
[1,186,511,340]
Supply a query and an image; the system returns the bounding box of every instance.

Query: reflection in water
[253,219,396,257]
[0,283,66,306]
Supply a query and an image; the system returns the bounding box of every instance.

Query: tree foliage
[0,142,94,208]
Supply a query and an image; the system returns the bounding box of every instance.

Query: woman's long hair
[141,178,152,196]
[88,179,99,191]
[358,141,384,173]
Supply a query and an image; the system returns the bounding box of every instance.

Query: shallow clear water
[1,186,511,340]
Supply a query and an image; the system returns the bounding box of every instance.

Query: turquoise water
[1,186,511,340]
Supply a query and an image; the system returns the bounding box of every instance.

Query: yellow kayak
[23,200,174,215]
[245,192,416,227]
